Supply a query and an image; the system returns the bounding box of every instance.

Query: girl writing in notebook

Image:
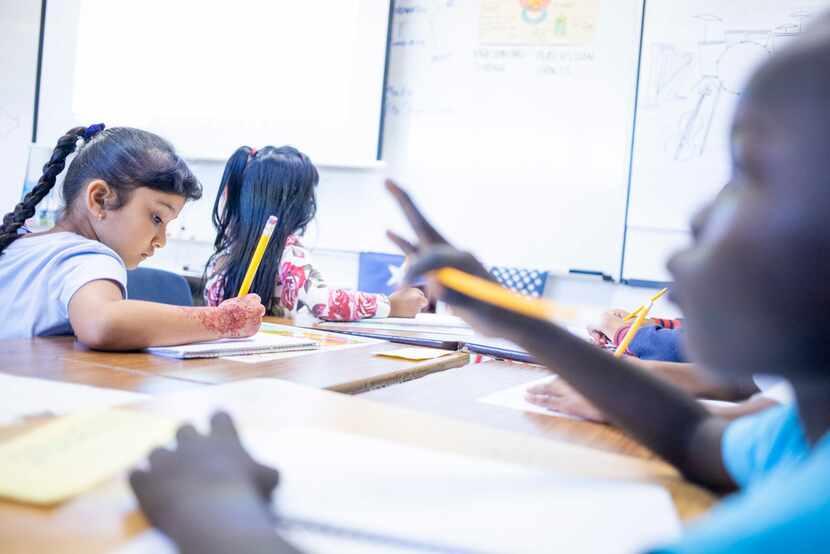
[203,145,427,321]
[0,126,264,348]
[131,14,830,553]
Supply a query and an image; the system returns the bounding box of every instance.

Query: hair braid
[0,127,86,254]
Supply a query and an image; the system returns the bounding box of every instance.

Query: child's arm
[69,280,264,350]
[279,237,426,320]
[494,312,733,488]
[130,413,303,554]
[634,360,760,400]
[387,180,735,490]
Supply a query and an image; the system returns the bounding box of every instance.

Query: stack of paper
[118,428,681,554]
[0,409,176,505]
[0,374,147,425]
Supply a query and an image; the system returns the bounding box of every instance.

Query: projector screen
[37,0,391,164]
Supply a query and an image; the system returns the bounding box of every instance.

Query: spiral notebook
[116,428,680,554]
[146,332,318,359]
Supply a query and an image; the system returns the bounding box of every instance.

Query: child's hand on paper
[216,294,266,338]
[389,287,429,317]
[129,412,285,552]
[525,379,608,423]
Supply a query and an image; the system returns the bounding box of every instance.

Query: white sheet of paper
[0,374,147,426]
[477,376,585,420]
[114,428,680,554]
[478,377,742,422]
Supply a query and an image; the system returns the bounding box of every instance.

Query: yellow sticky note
[375,347,453,361]
[0,409,177,506]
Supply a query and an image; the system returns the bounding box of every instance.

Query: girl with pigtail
[204,145,428,321]
[0,125,265,348]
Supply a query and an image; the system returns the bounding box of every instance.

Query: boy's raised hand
[385,180,491,283]
[385,179,544,338]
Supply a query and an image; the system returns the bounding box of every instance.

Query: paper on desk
[374,347,454,361]
[223,324,385,364]
[0,409,176,505]
[477,376,586,420]
[114,428,681,554]
[479,377,741,422]
[0,374,147,425]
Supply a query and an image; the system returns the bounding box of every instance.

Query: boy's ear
[85,179,116,219]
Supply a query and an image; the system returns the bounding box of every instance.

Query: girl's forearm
[82,301,239,350]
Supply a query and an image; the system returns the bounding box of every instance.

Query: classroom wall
[0,2,40,213]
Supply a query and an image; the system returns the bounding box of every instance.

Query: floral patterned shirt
[204,235,391,321]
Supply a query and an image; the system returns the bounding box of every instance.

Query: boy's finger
[386,231,418,255]
[210,411,239,440]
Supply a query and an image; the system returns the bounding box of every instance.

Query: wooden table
[0,379,717,554]
[0,331,469,394]
[361,359,657,460]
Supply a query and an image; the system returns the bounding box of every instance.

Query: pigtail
[0,126,91,255]
[211,147,254,249]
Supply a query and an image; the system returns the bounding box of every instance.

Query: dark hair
[0,125,202,255]
[206,145,318,305]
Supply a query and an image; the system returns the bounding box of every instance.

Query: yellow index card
[374,347,454,361]
[0,409,177,506]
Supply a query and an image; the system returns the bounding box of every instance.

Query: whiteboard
[623,0,830,282]
[0,2,40,213]
[349,0,645,276]
[36,0,390,164]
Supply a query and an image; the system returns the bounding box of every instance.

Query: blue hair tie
[83,123,106,141]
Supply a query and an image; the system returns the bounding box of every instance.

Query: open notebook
[324,313,476,335]
[117,428,680,554]
[146,332,318,359]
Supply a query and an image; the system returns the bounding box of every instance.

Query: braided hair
[0,125,202,256]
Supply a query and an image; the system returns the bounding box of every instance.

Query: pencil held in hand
[434,267,556,321]
[238,215,278,297]
[615,302,650,358]
[623,288,669,322]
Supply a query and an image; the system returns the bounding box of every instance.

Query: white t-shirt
[0,232,127,340]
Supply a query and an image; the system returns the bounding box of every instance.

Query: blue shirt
[630,327,688,362]
[0,232,127,339]
[654,404,830,553]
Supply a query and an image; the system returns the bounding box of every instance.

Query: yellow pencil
[433,267,556,320]
[615,301,651,358]
[237,215,278,297]
[623,287,669,322]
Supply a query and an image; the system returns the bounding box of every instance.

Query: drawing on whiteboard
[479,0,599,46]
[0,107,20,139]
[385,1,459,118]
[643,8,815,161]
[520,0,551,25]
